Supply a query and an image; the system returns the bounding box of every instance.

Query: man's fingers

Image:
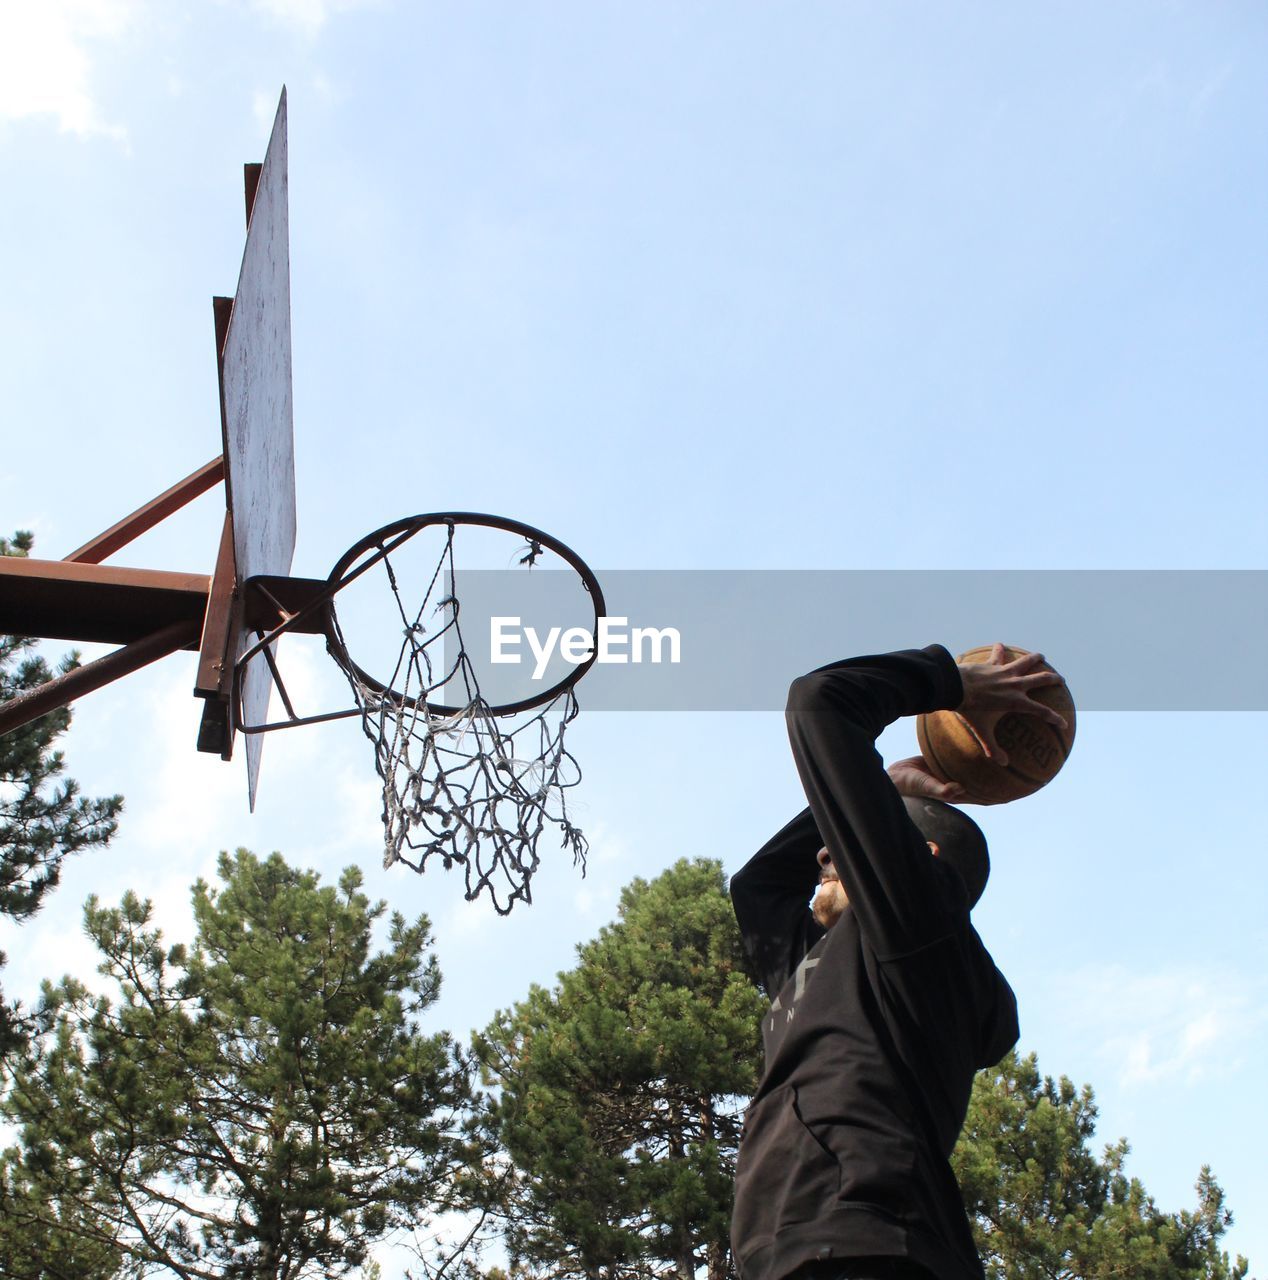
[915,774,964,801]
[956,713,1010,767]
[1010,697,1068,732]
[1035,703,1069,732]
[1001,687,1069,732]
[913,770,964,800]
[887,756,972,803]
[986,644,1033,668]
[955,712,987,755]
[887,755,925,773]
[1015,667,1062,688]
[978,723,1009,767]
[1009,672,1070,731]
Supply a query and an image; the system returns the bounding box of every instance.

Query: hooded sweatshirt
[730,646,1018,1280]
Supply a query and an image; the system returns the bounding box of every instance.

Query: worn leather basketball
[916,645,1076,805]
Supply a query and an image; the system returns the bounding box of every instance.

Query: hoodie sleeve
[783,644,965,958]
[730,807,826,1001]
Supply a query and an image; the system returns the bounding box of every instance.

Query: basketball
[916,645,1076,804]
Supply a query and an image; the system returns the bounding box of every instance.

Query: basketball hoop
[0,97,604,918]
[233,513,605,914]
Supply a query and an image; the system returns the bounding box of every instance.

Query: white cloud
[438,882,505,941]
[1054,963,1264,1087]
[0,0,379,145]
[0,0,136,141]
[252,88,278,131]
[249,0,382,39]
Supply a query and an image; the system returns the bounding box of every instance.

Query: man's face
[812,841,940,930]
[812,847,848,929]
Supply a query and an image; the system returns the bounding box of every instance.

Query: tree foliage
[474,861,1252,1280]
[1,849,471,1279]
[954,1051,1251,1280]
[0,530,123,1055]
[474,857,767,1280]
[0,1149,136,1280]
[0,830,1255,1280]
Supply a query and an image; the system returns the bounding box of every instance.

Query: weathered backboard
[195,89,296,810]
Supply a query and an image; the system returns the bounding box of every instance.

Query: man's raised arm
[730,807,824,1001]
[784,643,1066,957]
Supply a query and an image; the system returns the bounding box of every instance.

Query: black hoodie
[730,646,1018,1280]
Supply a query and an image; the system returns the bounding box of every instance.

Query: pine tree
[1,849,472,1279]
[473,860,1253,1280]
[474,857,768,1280]
[0,530,123,1056]
[0,1145,135,1279]
[954,1051,1251,1280]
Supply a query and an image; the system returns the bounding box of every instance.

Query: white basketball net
[327,526,588,915]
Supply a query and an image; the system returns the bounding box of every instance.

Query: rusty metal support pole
[0,619,200,738]
[64,456,225,566]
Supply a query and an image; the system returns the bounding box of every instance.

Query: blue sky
[1,2,1265,1274]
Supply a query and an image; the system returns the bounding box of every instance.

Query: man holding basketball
[730,643,1065,1280]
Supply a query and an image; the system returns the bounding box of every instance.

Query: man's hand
[887,755,966,802]
[956,643,1068,767]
